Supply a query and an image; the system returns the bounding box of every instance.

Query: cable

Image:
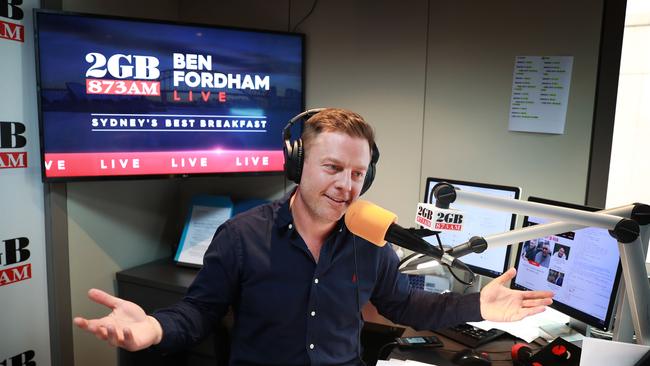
[433,232,476,286]
[291,0,319,32]
[397,238,474,285]
[398,252,422,266]
[396,230,475,285]
[287,0,292,32]
[376,341,398,361]
[433,232,444,251]
[352,236,363,364]
[445,264,474,286]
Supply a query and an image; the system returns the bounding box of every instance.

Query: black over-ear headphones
[282,108,380,195]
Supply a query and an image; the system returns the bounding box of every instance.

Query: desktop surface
[388,328,545,366]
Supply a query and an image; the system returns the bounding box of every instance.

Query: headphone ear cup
[284,138,303,184]
[283,139,295,182]
[360,163,374,195]
[293,138,304,184]
[360,143,380,196]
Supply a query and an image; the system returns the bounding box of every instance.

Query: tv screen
[34,10,304,181]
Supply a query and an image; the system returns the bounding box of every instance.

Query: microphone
[345,200,471,271]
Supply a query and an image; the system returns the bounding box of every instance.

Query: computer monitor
[422,177,521,278]
[511,196,623,332]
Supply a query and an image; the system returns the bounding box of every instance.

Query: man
[74,108,553,365]
[523,240,538,261]
[553,246,567,260]
[534,244,552,268]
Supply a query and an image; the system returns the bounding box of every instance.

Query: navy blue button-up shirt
[153,192,482,365]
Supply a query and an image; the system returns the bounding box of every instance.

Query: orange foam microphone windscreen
[345,200,398,247]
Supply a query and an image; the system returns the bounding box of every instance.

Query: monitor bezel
[423,177,521,278]
[510,196,623,332]
[33,9,306,183]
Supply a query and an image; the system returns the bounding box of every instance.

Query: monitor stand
[539,318,589,341]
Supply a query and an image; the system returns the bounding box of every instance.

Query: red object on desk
[511,343,533,365]
[552,344,567,356]
[512,337,580,366]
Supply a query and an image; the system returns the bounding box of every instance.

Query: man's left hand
[479,268,554,322]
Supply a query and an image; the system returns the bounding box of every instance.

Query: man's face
[541,246,550,257]
[558,247,565,257]
[296,131,371,224]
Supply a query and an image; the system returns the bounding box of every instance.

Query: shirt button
[309,344,315,350]
[288,223,293,230]
[311,311,316,316]
[314,278,319,284]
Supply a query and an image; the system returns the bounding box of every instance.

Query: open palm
[73,288,162,351]
[480,268,554,322]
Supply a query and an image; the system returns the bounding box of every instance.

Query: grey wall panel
[298,0,429,223]
[422,0,603,206]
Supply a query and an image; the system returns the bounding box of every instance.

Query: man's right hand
[73,288,163,351]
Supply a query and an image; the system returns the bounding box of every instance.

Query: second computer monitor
[423,177,521,278]
[511,196,622,331]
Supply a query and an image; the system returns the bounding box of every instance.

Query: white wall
[0,0,52,364]
[606,0,650,268]
[607,13,650,207]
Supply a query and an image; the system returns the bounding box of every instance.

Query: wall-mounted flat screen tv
[34,10,304,181]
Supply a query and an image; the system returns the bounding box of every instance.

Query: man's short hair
[301,108,375,154]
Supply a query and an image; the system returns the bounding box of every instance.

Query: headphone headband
[282,108,325,141]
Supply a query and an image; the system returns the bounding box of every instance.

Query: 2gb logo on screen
[85,53,161,96]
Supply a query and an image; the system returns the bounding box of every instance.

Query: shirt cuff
[149,312,176,352]
[460,292,483,322]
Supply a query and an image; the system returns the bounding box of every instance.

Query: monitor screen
[34,10,304,181]
[423,177,521,278]
[511,197,623,331]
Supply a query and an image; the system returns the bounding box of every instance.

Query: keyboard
[434,323,506,348]
[408,274,425,290]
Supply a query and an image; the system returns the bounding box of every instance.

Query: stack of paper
[468,307,570,343]
[377,360,439,366]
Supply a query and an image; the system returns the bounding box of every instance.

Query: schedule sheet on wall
[508,55,574,134]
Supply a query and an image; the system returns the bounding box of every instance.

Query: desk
[387,330,545,366]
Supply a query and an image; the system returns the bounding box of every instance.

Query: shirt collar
[276,188,296,230]
[276,188,348,234]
